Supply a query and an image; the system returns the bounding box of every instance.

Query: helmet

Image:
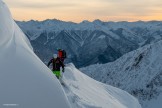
[53,54,57,58]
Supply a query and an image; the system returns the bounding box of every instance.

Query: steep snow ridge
[0,1,32,51]
[0,1,14,47]
[63,64,141,108]
[0,1,70,108]
[81,39,162,108]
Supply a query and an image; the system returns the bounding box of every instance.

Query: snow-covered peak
[93,19,103,24]
[0,1,70,108]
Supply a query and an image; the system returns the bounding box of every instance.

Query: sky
[4,0,162,22]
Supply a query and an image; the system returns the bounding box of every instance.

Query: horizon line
[15,18,162,23]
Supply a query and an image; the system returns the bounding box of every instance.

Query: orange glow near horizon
[5,0,162,23]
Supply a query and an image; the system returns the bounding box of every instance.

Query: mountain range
[16,19,162,68]
[81,38,162,108]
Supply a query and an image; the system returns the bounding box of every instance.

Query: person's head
[53,54,57,59]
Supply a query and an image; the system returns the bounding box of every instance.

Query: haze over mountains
[17,19,162,68]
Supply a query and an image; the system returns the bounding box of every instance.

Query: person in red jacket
[47,54,64,79]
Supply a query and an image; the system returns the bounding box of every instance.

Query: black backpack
[62,50,67,58]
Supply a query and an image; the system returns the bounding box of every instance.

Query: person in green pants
[47,54,64,79]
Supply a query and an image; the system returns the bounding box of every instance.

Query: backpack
[58,49,67,59]
[62,50,66,58]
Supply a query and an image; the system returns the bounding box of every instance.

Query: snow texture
[62,64,141,108]
[81,39,162,108]
[0,1,71,108]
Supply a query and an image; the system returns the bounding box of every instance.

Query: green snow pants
[53,71,61,79]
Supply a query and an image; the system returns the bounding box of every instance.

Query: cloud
[5,0,162,22]
[21,3,76,8]
[6,1,79,9]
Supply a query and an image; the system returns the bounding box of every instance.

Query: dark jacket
[47,57,64,71]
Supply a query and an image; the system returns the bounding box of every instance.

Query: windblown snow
[0,0,142,108]
[63,64,141,108]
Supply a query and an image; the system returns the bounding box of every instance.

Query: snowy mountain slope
[62,64,142,108]
[0,1,71,108]
[81,39,162,108]
[16,19,162,68]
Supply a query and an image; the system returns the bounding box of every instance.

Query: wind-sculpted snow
[0,1,70,108]
[62,64,141,108]
[81,40,162,108]
[0,0,14,47]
